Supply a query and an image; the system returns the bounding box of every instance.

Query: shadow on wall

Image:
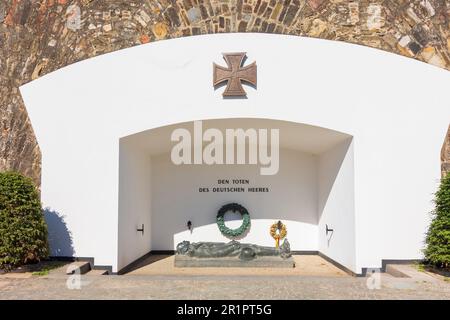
[44,208,74,257]
[317,137,354,222]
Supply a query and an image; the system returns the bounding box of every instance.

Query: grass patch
[414,262,426,272]
[32,269,50,276]
[413,261,450,280]
[31,261,67,276]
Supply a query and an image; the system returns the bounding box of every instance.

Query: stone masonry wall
[1,0,450,186]
[442,125,450,177]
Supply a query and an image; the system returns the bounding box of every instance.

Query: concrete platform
[174,255,295,268]
[386,264,443,283]
[125,255,349,277]
[87,269,109,275]
[65,261,91,275]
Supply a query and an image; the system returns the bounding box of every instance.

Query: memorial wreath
[216,203,251,238]
[270,221,287,248]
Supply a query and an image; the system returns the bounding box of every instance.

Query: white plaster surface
[20,33,450,272]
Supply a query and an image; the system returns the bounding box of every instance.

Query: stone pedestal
[174,255,295,268]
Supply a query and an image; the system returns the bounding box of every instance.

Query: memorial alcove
[117,118,355,271]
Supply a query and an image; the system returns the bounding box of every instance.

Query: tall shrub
[424,172,450,269]
[0,172,48,271]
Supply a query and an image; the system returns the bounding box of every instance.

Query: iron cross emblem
[213,52,257,97]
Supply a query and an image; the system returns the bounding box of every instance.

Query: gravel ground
[0,272,449,300]
[126,255,348,277]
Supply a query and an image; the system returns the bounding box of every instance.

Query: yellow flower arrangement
[270,221,287,248]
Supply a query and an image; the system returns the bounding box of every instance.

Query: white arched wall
[19,33,450,273]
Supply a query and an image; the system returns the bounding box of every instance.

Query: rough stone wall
[442,126,450,177]
[1,0,450,185]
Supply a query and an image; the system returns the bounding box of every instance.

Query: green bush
[424,172,450,269]
[0,171,48,271]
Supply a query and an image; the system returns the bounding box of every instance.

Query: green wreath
[216,203,251,238]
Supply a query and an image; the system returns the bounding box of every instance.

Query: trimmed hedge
[424,172,450,269]
[0,171,48,271]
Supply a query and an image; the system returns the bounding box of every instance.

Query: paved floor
[0,264,449,299]
[126,255,348,277]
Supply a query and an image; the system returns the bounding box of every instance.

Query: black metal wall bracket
[326,224,334,236]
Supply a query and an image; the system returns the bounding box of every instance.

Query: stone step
[385,264,440,283]
[65,261,91,275]
[385,264,409,278]
[86,269,109,275]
